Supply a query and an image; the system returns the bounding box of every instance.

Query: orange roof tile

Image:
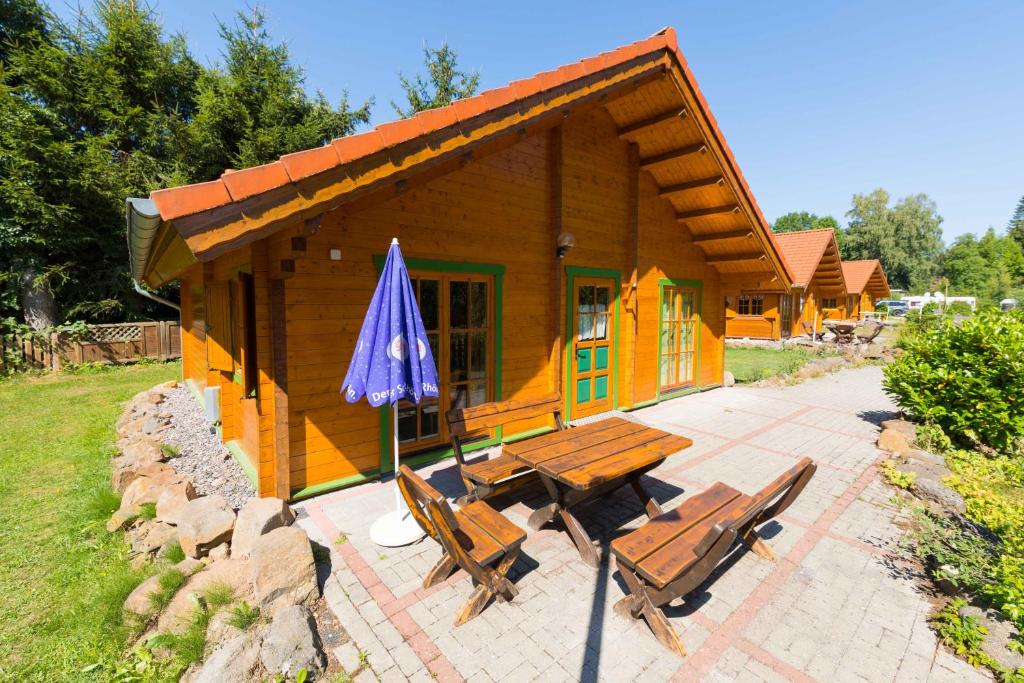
[842,260,890,295]
[136,26,794,287]
[773,229,839,287]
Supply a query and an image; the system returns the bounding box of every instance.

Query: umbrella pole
[393,403,402,514]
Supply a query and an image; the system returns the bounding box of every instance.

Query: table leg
[537,473,599,568]
[629,473,663,519]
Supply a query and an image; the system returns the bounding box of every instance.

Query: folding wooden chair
[610,457,816,655]
[396,464,527,625]
[446,393,565,503]
[856,322,884,344]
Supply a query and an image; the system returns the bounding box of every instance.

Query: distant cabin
[126,28,794,500]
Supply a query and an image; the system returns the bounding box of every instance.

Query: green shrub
[161,540,186,564]
[226,601,261,630]
[946,301,973,317]
[138,502,157,520]
[884,309,1024,452]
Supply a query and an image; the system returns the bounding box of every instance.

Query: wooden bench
[856,322,884,344]
[610,457,816,656]
[396,464,527,625]
[446,393,565,503]
[801,321,825,342]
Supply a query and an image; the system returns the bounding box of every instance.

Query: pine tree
[392,43,479,118]
[1008,195,1024,250]
[189,6,372,180]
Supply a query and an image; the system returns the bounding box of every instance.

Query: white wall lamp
[556,231,576,259]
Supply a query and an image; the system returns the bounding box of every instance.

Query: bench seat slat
[449,397,562,435]
[611,482,743,570]
[635,495,752,588]
[462,453,533,485]
[459,500,527,550]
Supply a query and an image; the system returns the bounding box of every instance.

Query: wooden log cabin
[725,228,848,339]
[841,260,891,318]
[126,28,793,500]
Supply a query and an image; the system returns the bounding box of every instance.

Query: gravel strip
[161,386,255,510]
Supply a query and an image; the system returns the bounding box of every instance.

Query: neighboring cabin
[841,260,891,318]
[724,228,850,339]
[126,28,793,500]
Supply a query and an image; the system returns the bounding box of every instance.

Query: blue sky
[55,1,1024,241]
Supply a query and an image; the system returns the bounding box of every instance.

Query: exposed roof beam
[639,143,707,169]
[691,229,753,244]
[675,204,739,221]
[658,175,724,196]
[707,253,766,265]
[618,108,687,137]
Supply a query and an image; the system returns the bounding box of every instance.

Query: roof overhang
[129,28,794,290]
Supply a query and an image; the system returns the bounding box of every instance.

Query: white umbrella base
[369,509,426,547]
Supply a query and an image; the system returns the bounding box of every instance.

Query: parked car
[876,300,908,317]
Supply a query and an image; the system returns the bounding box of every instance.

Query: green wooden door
[571,278,614,418]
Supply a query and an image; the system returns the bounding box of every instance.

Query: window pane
[470,331,487,378]
[469,381,487,407]
[426,332,439,360]
[450,280,468,328]
[660,356,673,385]
[579,285,594,309]
[662,289,673,319]
[594,313,608,340]
[578,313,594,341]
[420,401,439,439]
[419,279,439,330]
[470,281,487,328]
[398,404,418,443]
[681,292,693,319]
[450,331,468,381]
[595,287,609,312]
[450,384,468,410]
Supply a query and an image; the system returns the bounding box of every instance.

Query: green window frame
[370,255,506,475]
[657,278,703,399]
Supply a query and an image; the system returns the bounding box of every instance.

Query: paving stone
[294,367,989,683]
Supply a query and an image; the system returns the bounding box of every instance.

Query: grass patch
[149,602,212,670]
[202,581,235,610]
[161,540,186,564]
[148,569,187,613]
[0,362,180,679]
[160,443,180,458]
[725,346,813,383]
[226,601,261,630]
[138,501,157,520]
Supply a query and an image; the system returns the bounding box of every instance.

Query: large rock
[112,458,178,496]
[250,527,317,616]
[722,371,735,388]
[107,471,190,532]
[183,633,262,683]
[914,479,966,514]
[123,574,163,616]
[122,440,165,466]
[177,495,236,558]
[156,479,197,525]
[157,559,252,634]
[129,521,177,555]
[960,605,1024,672]
[881,419,917,441]
[231,498,295,559]
[878,428,912,453]
[259,605,325,677]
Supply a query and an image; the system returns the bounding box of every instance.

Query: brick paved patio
[295,366,989,682]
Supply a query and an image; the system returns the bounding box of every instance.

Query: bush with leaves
[884,309,1024,452]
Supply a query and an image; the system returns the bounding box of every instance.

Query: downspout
[126,198,180,312]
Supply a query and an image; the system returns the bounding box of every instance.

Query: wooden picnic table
[503,417,692,567]
[823,320,858,344]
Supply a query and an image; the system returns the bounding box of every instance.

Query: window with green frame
[660,285,698,390]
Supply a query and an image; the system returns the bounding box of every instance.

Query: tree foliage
[392,42,479,118]
[0,1,372,327]
[1008,194,1024,251]
[188,6,370,180]
[771,211,839,233]
[942,229,1024,306]
[842,189,944,292]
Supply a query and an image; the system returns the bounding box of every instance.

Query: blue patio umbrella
[342,238,439,546]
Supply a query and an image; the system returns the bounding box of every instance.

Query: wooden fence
[1,321,181,372]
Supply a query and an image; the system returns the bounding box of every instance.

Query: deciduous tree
[842,189,944,292]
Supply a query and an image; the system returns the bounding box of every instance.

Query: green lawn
[0,362,179,681]
[725,346,813,383]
